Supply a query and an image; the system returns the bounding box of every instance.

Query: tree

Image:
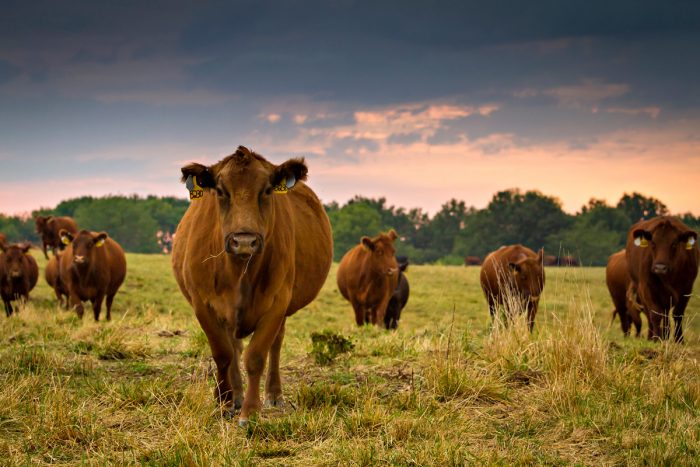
[616,192,668,224]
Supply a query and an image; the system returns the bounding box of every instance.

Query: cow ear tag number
[186,175,204,200]
[273,175,296,195]
[61,236,70,245]
[687,237,696,250]
[634,237,648,248]
[95,239,105,248]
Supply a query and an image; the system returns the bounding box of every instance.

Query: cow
[464,256,482,266]
[35,215,78,259]
[480,245,545,331]
[626,216,698,342]
[606,249,642,337]
[337,230,400,328]
[559,255,580,267]
[171,146,333,426]
[58,229,127,321]
[45,251,69,308]
[543,255,559,266]
[384,256,410,330]
[0,242,39,317]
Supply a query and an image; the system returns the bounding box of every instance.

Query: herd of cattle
[0,146,698,426]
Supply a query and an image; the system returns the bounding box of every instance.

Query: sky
[1,0,700,216]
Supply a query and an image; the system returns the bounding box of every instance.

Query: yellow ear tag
[687,237,696,250]
[61,236,70,245]
[634,237,648,248]
[273,175,296,195]
[186,175,204,199]
[95,239,105,248]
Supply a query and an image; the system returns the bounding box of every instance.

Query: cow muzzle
[386,267,398,276]
[225,232,263,257]
[10,270,22,278]
[73,255,87,265]
[652,263,669,275]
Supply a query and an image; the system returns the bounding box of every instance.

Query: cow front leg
[3,299,12,317]
[672,295,690,343]
[91,293,105,321]
[351,301,365,326]
[264,319,286,407]
[70,292,84,319]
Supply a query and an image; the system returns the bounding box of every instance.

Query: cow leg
[672,295,690,343]
[630,308,642,338]
[54,287,63,308]
[240,312,285,425]
[660,309,671,341]
[70,292,84,319]
[3,300,12,317]
[618,309,631,337]
[42,242,48,260]
[351,301,364,326]
[374,294,392,327]
[526,301,538,332]
[91,293,105,321]
[105,294,115,321]
[264,319,286,407]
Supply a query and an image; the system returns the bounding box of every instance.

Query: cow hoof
[264,396,285,408]
[233,396,243,410]
[238,418,248,428]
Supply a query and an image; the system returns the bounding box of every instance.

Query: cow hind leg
[105,294,115,321]
[264,319,286,408]
[70,293,84,319]
[91,294,105,322]
[3,300,12,317]
[672,296,690,344]
[351,301,364,326]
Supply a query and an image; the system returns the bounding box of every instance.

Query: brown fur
[606,249,641,337]
[626,216,698,342]
[58,230,127,321]
[543,255,558,266]
[480,244,545,331]
[45,252,69,308]
[464,256,482,266]
[337,230,400,327]
[35,216,78,259]
[172,146,333,424]
[0,233,7,249]
[0,243,39,317]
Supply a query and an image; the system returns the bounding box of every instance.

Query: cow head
[361,230,400,276]
[180,146,308,260]
[632,221,698,275]
[509,248,545,300]
[396,255,409,273]
[60,229,108,268]
[0,243,32,279]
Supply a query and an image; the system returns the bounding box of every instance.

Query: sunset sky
[1,1,699,216]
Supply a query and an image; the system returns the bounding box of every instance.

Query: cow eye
[216,186,227,198]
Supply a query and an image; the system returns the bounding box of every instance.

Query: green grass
[1,252,699,465]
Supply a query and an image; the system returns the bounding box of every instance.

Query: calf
[59,230,127,321]
[606,249,641,337]
[45,251,69,308]
[626,216,698,342]
[480,244,545,331]
[0,243,39,316]
[35,215,78,259]
[384,256,409,330]
[337,230,400,327]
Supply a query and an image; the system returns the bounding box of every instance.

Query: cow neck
[73,252,103,287]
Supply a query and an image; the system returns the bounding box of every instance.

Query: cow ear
[387,229,398,241]
[181,163,215,188]
[20,243,32,254]
[680,230,698,250]
[632,229,652,247]
[537,248,544,263]
[509,262,521,273]
[59,229,74,245]
[361,236,375,251]
[93,232,108,247]
[271,158,308,194]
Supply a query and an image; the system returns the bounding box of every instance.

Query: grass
[0,252,699,465]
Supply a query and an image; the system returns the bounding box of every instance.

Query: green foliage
[310,330,354,365]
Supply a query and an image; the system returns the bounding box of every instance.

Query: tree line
[1,191,698,265]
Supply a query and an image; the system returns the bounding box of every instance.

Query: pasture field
[1,252,699,465]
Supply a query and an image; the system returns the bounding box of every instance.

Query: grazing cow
[464,256,482,266]
[59,230,127,321]
[606,250,642,337]
[559,255,580,267]
[35,216,78,259]
[172,146,333,425]
[384,256,410,330]
[626,216,698,342]
[45,251,69,308]
[337,230,400,327]
[480,245,545,331]
[0,243,39,316]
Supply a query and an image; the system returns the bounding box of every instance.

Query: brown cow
[36,215,78,259]
[59,230,127,321]
[559,255,580,267]
[464,256,482,266]
[337,230,400,327]
[543,255,558,266]
[0,243,39,317]
[606,249,642,337]
[45,251,69,308]
[480,245,545,331]
[172,146,333,426]
[626,216,698,342]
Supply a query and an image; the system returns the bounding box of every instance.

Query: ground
[0,252,699,465]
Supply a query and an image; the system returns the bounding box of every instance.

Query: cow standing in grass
[59,230,127,321]
[35,216,78,259]
[384,256,410,330]
[172,146,333,426]
[0,243,38,317]
[337,230,400,327]
[480,245,545,331]
[606,250,642,337]
[45,251,69,308]
[626,216,698,342]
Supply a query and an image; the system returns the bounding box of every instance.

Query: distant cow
[0,243,39,316]
[59,229,127,321]
[172,146,333,426]
[559,255,580,267]
[35,215,78,259]
[384,256,410,330]
[543,255,558,266]
[480,245,545,331]
[606,250,641,337]
[45,251,69,308]
[626,216,698,342]
[464,256,482,266]
[337,230,400,327]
